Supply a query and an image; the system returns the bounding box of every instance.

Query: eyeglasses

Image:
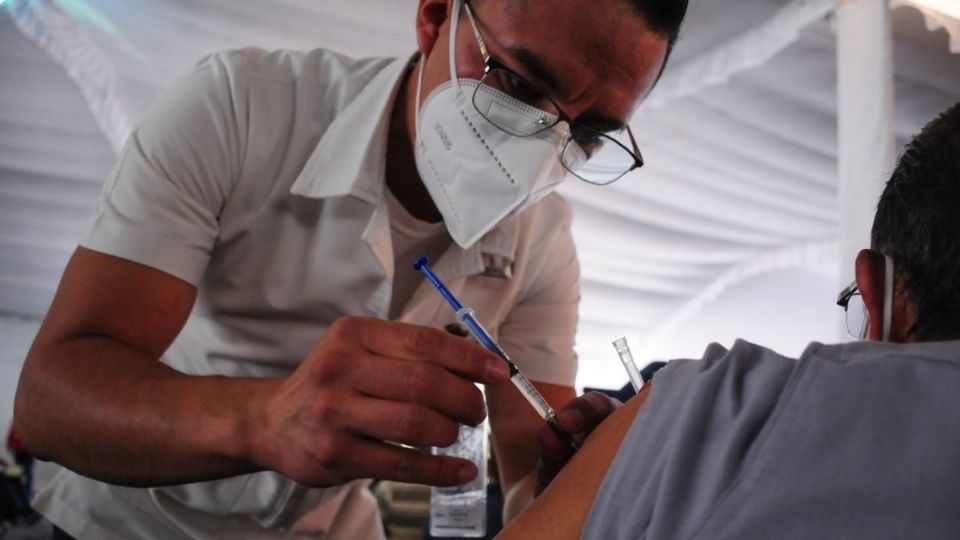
[461,1,644,185]
[836,280,868,338]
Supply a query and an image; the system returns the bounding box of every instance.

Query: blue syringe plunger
[413,256,464,311]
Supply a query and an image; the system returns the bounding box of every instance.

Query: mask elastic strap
[415,0,462,130]
[882,254,894,341]
[415,54,425,128]
[449,0,462,90]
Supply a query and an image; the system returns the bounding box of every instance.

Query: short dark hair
[871,102,960,341]
[624,0,689,51]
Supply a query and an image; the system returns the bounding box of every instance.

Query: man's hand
[248,316,510,488]
[534,392,621,495]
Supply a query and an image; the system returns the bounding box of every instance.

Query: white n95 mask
[412,0,571,249]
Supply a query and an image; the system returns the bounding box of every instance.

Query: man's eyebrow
[505,46,628,133]
[576,113,627,133]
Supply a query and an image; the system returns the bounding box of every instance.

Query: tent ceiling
[1,0,958,388]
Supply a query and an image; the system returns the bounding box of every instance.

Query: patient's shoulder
[497,388,653,540]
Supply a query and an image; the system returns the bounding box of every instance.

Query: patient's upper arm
[495,386,652,540]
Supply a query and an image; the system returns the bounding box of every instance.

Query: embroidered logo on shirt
[481,253,513,279]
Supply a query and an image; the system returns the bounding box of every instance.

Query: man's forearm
[502,471,538,522]
[487,381,576,522]
[15,335,273,486]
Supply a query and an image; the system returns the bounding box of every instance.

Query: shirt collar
[290,52,521,273]
[290,54,414,204]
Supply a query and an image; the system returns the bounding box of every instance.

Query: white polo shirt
[34,47,580,539]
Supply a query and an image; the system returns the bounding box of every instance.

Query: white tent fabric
[645,0,836,109]
[8,0,133,153]
[1,0,958,390]
[837,0,896,291]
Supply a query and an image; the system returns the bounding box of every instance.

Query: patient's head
[857,102,960,342]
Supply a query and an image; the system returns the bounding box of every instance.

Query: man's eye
[572,129,605,157]
[572,129,603,146]
[495,70,542,104]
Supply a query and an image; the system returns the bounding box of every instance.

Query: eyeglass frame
[837,253,903,341]
[836,280,859,310]
[836,280,868,338]
[461,0,645,185]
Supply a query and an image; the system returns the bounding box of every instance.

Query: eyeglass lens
[844,292,868,338]
[473,67,640,185]
[562,128,639,185]
[473,68,559,136]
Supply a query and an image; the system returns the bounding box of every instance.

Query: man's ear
[416,0,452,57]
[855,249,887,341]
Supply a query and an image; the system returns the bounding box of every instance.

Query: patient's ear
[855,249,886,341]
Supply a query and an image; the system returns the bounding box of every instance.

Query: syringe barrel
[455,307,511,363]
[509,370,553,421]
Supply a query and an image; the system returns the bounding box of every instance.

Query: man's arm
[487,380,575,521]
[15,247,509,488]
[479,194,583,520]
[494,386,651,540]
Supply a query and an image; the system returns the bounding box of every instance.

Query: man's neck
[386,59,443,224]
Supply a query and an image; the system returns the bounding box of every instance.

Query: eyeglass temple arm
[462,1,491,63]
[837,281,858,307]
[625,125,643,165]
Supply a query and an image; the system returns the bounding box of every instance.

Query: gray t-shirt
[583,339,960,540]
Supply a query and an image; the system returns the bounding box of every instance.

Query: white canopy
[1,0,958,390]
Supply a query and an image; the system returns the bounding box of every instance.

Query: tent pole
[836,0,896,338]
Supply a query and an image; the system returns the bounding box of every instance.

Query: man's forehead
[474,0,666,123]
[501,45,630,131]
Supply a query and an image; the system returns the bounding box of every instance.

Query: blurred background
[0,0,958,437]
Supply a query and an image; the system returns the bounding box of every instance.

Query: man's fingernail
[559,409,584,431]
[471,401,488,426]
[486,359,509,381]
[458,463,478,484]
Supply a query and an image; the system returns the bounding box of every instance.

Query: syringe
[414,256,579,452]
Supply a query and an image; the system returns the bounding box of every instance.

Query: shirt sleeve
[81,53,244,285]
[497,196,580,387]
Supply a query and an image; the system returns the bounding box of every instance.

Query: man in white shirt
[14,0,688,537]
